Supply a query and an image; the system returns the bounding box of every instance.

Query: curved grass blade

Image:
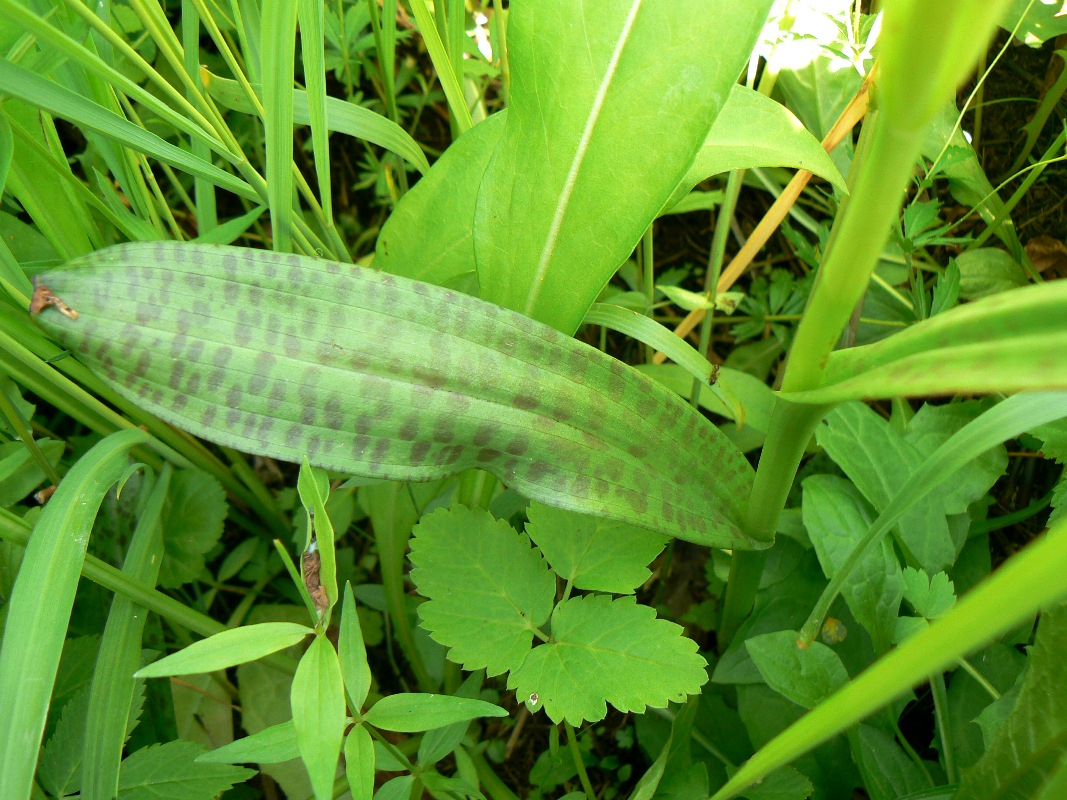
[710,512,1067,800]
[204,71,430,175]
[0,60,258,202]
[82,464,171,800]
[0,427,149,800]
[31,242,756,548]
[781,281,1067,404]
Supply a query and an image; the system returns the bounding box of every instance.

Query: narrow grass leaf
[344,725,374,800]
[339,582,371,712]
[205,71,430,174]
[582,302,745,423]
[135,622,312,677]
[784,281,1067,404]
[82,465,171,800]
[197,719,300,764]
[291,634,346,800]
[32,242,757,547]
[473,0,774,334]
[260,0,299,251]
[363,693,507,732]
[710,515,1067,800]
[407,0,472,132]
[0,427,148,800]
[297,0,332,223]
[0,61,258,202]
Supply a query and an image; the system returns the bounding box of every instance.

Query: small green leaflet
[118,740,255,799]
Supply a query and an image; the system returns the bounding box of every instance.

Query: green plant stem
[468,746,520,800]
[641,225,654,363]
[722,112,925,640]
[931,671,956,783]
[970,485,1056,535]
[890,715,935,786]
[690,169,743,407]
[719,399,826,645]
[0,508,223,638]
[564,722,596,800]
[0,383,61,485]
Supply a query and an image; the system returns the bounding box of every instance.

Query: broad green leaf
[344,725,374,800]
[338,583,371,712]
[802,475,903,652]
[524,501,667,594]
[135,622,313,677]
[374,113,503,287]
[0,428,147,800]
[903,401,1007,516]
[902,568,957,620]
[0,61,258,203]
[83,466,170,800]
[363,692,507,732]
[508,594,708,725]
[410,506,555,677]
[1001,0,1067,44]
[197,719,299,764]
[783,282,1067,404]
[663,84,846,213]
[816,403,958,573]
[32,242,756,547]
[745,631,849,710]
[204,71,429,174]
[853,723,930,800]
[291,635,346,800]
[955,249,1027,300]
[117,740,255,799]
[709,515,1067,800]
[473,0,774,334]
[954,605,1067,799]
[158,469,227,588]
[376,775,415,800]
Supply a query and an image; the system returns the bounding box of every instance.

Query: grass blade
[0,428,149,800]
[82,464,171,800]
[32,242,756,547]
[204,71,430,174]
[260,0,299,251]
[0,59,259,202]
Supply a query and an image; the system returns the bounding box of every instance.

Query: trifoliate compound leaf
[31,242,756,549]
[745,630,849,710]
[409,506,555,677]
[902,567,957,620]
[524,501,667,593]
[508,594,708,725]
[118,740,255,799]
[158,469,227,588]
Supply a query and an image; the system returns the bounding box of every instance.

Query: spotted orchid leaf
[30,242,757,548]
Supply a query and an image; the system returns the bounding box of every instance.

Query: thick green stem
[723,112,925,639]
[719,399,825,645]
